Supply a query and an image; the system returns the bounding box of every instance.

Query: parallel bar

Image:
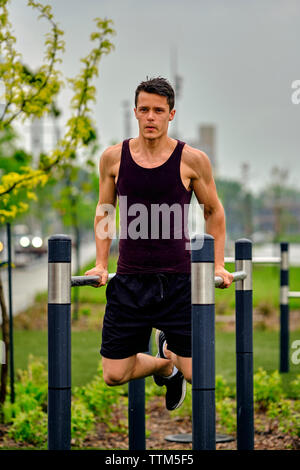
[71,273,115,287]
[48,235,72,451]
[225,256,281,264]
[191,234,216,450]
[280,242,289,373]
[82,271,247,289]
[215,270,247,287]
[71,275,100,287]
[235,238,254,450]
[289,291,300,298]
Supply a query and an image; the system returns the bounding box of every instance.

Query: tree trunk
[0,271,9,415]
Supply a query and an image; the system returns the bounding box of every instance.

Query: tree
[0,0,115,410]
[53,136,99,320]
[215,178,247,240]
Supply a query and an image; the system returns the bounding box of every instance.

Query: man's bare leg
[102,353,174,386]
[164,344,192,384]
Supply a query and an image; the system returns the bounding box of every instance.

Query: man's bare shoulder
[182,144,212,176]
[100,142,122,175]
[101,142,122,162]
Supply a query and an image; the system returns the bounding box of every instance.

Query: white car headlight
[20,236,30,248]
[32,236,43,248]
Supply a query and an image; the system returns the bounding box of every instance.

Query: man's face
[134,91,176,140]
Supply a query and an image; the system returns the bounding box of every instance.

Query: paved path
[0,241,96,321]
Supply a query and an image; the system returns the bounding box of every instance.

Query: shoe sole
[153,329,167,386]
[167,377,187,411]
[155,329,166,359]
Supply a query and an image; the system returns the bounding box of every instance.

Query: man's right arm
[85,146,118,286]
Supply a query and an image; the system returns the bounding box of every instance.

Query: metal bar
[235,238,254,451]
[215,270,247,287]
[71,273,115,287]
[48,235,71,451]
[288,291,300,298]
[6,223,15,403]
[191,234,216,451]
[80,271,247,289]
[225,256,281,264]
[71,275,100,287]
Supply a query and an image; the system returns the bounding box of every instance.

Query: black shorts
[100,272,192,359]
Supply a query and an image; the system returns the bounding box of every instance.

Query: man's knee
[103,371,127,386]
[102,357,135,386]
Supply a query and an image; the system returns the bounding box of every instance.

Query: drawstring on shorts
[156,273,169,299]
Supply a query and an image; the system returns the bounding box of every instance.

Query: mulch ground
[2,396,297,451]
[81,397,299,451]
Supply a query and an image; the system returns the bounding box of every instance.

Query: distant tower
[30,117,44,164]
[170,45,183,139]
[122,100,132,139]
[241,162,253,238]
[199,125,217,176]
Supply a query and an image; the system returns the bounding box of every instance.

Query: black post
[280,242,289,373]
[6,223,15,403]
[191,234,216,450]
[128,379,146,450]
[48,235,71,450]
[235,239,254,450]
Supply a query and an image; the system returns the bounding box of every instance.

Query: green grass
[216,330,300,397]
[13,330,101,388]
[215,263,300,313]
[12,328,300,397]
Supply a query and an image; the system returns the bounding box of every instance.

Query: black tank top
[116,139,193,274]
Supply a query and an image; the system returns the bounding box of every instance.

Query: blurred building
[190,124,218,176]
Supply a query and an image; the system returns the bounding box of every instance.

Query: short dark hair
[135,76,175,111]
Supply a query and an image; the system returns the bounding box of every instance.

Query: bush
[253,368,283,411]
[216,397,236,434]
[216,374,235,401]
[3,357,128,447]
[267,399,300,438]
[291,374,300,397]
[71,398,95,446]
[7,407,47,447]
[74,363,127,433]
[3,355,48,425]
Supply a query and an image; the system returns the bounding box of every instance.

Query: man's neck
[133,134,175,157]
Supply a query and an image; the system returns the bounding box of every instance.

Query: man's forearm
[205,206,226,268]
[94,215,113,269]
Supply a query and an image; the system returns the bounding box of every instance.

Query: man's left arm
[189,148,233,288]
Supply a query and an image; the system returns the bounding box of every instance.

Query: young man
[85,77,233,410]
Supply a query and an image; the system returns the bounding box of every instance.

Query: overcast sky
[8,0,300,193]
